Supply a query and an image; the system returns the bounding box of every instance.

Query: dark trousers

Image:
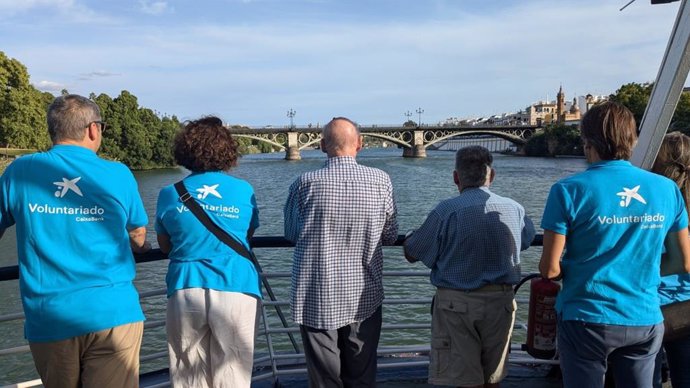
[653,334,690,388]
[299,306,382,388]
[558,319,663,388]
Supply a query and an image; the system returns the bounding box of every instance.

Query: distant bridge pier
[402,130,427,158]
[285,132,301,160]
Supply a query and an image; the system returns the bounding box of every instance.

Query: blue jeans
[654,335,690,388]
[558,319,664,388]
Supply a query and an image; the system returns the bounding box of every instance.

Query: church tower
[556,85,565,123]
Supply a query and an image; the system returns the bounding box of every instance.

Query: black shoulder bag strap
[174,180,255,263]
[174,180,301,350]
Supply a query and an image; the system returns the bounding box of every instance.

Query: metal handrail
[0,234,547,386]
[0,234,545,282]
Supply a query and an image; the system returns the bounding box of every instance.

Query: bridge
[228,124,542,160]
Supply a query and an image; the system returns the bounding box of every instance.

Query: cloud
[78,70,122,81]
[140,0,171,15]
[34,80,67,93]
[2,0,681,124]
[0,0,74,14]
[0,0,115,23]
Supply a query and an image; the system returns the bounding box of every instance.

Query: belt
[468,284,513,292]
[438,284,514,293]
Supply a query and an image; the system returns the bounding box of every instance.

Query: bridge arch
[360,133,412,149]
[233,134,286,150]
[297,132,414,150]
[424,130,528,148]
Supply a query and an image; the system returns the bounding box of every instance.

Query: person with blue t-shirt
[0,94,151,388]
[651,132,690,388]
[155,116,261,388]
[539,101,690,388]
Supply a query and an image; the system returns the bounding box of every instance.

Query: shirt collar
[325,156,358,167]
[587,159,632,170]
[50,144,97,157]
[460,186,491,194]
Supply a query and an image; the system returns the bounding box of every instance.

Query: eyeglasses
[86,121,107,132]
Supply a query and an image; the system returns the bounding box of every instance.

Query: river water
[0,148,586,384]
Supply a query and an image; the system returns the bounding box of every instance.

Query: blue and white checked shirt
[406,186,535,290]
[284,156,398,330]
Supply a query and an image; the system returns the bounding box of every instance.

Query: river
[0,148,587,384]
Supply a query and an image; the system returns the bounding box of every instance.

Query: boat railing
[0,234,553,388]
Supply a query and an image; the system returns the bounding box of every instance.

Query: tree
[610,82,690,135]
[0,51,51,149]
[524,124,583,157]
[149,114,178,168]
[92,93,125,161]
[524,132,548,156]
[544,124,583,156]
[609,82,653,126]
[672,91,690,134]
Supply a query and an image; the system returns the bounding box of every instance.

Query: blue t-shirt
[0,145,148,342]
[541,160,688,326]
[659,274,690,306]
[155,171,261,298]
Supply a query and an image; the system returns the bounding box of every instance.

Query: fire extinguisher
[525,277,561,359]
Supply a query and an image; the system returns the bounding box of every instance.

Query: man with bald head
[285,117,398,387]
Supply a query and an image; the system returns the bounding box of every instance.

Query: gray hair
[47,94,101,143]
[455,145,493,188]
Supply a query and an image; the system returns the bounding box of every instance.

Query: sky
[0,0,685,126]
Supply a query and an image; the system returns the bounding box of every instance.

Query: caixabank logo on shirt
[176,183,241,219]
[27,176,106,222]
[597,184,665,229]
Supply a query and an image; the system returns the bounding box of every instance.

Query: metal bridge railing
[0,234,550,387]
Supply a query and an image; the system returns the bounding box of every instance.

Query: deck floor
[250,362,563,388]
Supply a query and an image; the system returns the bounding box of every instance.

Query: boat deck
[138,358,563,388]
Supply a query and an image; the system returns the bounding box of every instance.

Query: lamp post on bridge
[404,110,413,125]
[285,108,300,160]
[287,108,296,129]
[416,107,424,127]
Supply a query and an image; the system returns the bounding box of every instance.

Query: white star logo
[196,184,222,200]
[616,185,646,207]
[53,177,83,198]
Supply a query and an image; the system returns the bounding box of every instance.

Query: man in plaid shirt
[284,117,398,388]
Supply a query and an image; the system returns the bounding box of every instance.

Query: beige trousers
[167,288,259,388]
[29,321,144,388]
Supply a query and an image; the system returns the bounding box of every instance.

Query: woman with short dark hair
[539,102,690,388]
[155,116,260,388]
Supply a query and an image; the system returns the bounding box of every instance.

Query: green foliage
[609,82,653,126]
[0,52,51,150]
[92,90,179,169]
[672,92,690,134]
[524,124,583,157]
[0,51,182,169]
[609,82,690,133]
[524,132,549,156]
[545,124,583,156]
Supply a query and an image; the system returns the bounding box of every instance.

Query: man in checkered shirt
[404,146,535,388]
[284,117,398,388]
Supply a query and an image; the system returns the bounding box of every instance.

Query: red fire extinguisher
[526,277,561,359]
